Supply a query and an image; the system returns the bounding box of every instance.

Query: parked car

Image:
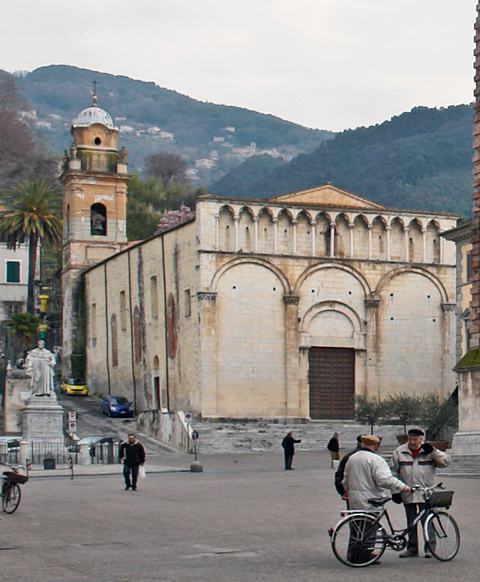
[0,436,22,451]
[101,396,134,418]
[61,377,88,396]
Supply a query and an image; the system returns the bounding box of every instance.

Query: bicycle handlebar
[411,482,444,492]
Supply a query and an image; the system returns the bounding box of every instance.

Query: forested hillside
[13,65,329,182]
[211,105,474,217]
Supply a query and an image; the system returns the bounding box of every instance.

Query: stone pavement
[1,451,479,582]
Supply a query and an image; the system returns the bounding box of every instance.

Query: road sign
[69,421,77,433]
[68,412,76,421]
[185,412,193,423]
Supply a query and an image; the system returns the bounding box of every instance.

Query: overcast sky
[1,0,477,132]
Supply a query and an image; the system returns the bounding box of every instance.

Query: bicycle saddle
[368,497,391,507]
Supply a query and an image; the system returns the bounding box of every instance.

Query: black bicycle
[330,483,460,567]
[1,464,28,514]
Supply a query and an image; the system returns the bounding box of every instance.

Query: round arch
[294,262,372,297]
[210,257,291,294]
[375,266,449,303]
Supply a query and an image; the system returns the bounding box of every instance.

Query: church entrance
[308,347,355,419]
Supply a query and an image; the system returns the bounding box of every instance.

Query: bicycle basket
[428,490,454,508]
[3,471,28,484]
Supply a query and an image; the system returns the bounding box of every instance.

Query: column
[234,214,239,252]
[349,224,354,257]
[214,215,219,249]
[253,216,259,253]
[284,295,300,416]
[292,220,297,255]
[197,292,218,416]
[422,227,427,262]
[404,226,410,262]
[367,225,373,260]
[385,225,391,261]
[364,297,380,398]
[273,218,278,253]
[330,223,335,257]
[311,221,316,255]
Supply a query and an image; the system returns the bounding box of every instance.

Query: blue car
[101,395,134,418]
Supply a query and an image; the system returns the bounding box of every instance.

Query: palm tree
[0,179,62,312]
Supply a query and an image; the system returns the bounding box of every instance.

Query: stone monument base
[22,396,64,445]
[452,430,480,454]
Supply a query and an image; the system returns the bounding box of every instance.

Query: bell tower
[60,96,129,379]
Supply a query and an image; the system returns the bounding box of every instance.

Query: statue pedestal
[22,396,64,445]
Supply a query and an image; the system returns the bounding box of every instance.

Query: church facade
[79,183,458,420]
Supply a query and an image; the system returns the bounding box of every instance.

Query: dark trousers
[284,453,293,470]
[123,464,139,489]
[404,503,428,553]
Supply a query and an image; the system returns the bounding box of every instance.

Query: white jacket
[343,449,406,510]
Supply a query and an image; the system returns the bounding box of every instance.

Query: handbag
[139,465,146,479]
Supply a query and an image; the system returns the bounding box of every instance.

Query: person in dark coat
[327,432,340,468]
[334,435,363,505]
[119,433,146,491]
[282,432,301,470]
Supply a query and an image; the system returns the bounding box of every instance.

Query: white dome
[72,99,117,129]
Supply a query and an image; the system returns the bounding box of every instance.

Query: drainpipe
[103,263,111,395]
[161,235,170,410]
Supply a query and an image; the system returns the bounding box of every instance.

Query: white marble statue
[25,340,57,397]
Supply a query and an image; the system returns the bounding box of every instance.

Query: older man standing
[390,428,450,558]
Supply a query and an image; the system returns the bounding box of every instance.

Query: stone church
[61,99,458,425]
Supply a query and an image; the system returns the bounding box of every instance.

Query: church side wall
[84,221,199,414]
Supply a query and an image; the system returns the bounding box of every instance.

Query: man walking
[390,428,450,558]
[119,434,145,491]
[327,432,340,468]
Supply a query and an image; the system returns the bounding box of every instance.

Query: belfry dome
[72,96,117,130]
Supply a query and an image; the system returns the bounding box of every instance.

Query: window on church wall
[184,288,192,317]
[120,291,127,330]
[238,208,254,252]
[91,303,97,348]
[90,203,107,236]
[314,214,329,256]
[408,220,422,263]
[371,217,386,259]
[166,293,178,358]
[467,251,473,282]
[111,314,118,367]
[65,204,70,240]
[218,206,235,251]
[257,209,273,253]
[277,211,292,254]
[133,306,142,363]
[296,212,312,255]
[352,216,368,258]
[150,276,158,319]
[389,219,405,261]
[425,222,440,264]
[335,215,350,258]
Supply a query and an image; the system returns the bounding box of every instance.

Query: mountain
[210,104,474,217]
[12,65,331,183]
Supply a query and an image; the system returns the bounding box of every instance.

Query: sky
[0,0,477,132]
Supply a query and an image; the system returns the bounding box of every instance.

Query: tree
[6,312,40,353]
[384,393,422,433]
[145,152,188,188]
[354,396,389,434]
[0,180,62,313]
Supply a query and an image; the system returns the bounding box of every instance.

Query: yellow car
[61,377,88,396]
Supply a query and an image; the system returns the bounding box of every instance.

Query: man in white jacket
[343,435,409,510]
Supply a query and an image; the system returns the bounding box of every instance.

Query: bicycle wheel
[332,514,386,567]
[2,483,21,514]
[424,510,460,562]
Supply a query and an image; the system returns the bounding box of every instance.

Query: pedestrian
[342,435,409,510]
[282,432,301,470]
[334,434,363,504]
[119,433,146,491]
[327,432,340,468]
[390,427,451,559]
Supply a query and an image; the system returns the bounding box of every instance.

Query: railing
[0,444,19,465]
[88,442,121,465]
[29,442,76,465]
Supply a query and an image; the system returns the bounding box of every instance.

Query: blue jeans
[123,464,139,489]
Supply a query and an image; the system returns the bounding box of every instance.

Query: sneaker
[124,485,130,490]
[399,550,418,558]
[424,553,432,559]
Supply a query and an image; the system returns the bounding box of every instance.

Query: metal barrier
[29,442,77,465]
[0,444,19,465]
[89,442,121,464]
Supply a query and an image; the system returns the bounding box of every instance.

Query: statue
[25,340,57,397]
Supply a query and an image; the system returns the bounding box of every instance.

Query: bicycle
[329,483,460,567]
[1,464,28,514]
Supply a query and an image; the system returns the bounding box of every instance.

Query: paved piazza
[1,451,478,582]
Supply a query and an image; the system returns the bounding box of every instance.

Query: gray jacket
[390,443,450,504]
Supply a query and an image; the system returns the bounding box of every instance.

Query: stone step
[191,420,409,454]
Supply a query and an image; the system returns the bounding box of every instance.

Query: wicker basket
[428,490,454,508]
[3,471,29,484]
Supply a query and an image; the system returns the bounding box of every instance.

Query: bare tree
[145,152,188,188]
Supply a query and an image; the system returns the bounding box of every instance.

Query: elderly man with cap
[390,427,451,558]
[342,435,409,510]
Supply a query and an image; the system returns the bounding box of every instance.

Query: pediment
[268,185,385,210]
